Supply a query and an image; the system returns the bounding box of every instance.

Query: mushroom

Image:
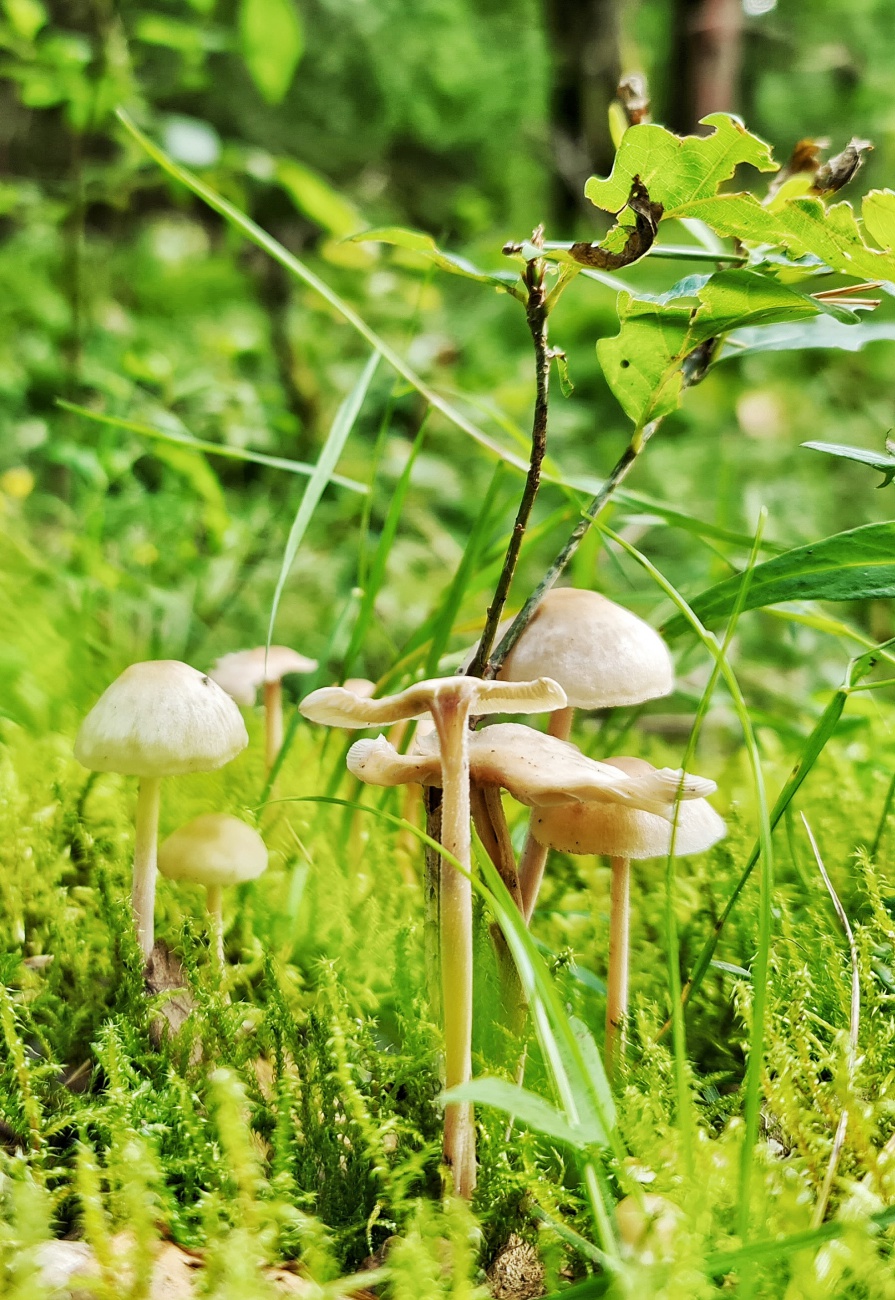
[158,814,268,967]
[74,661,249,959]
[531,756,725,1073]
[300,674,567,1198]
[493,588,675,922]
[210,646,318,771]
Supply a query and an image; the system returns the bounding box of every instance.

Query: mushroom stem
[206,883,225,969]
[518,705,575,924]
[133,776,162,959]
[606,855,631,1076]
[548,705,574,743]
[263,679,284,772]
[431,690,477,1199]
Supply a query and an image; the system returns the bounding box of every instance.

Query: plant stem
[468,243,551,679]
[133,777,162,959]
[541,240,748,264]
[605,856,631,1077]
[488,417,662,676]
[264,679,284,772]
[207,884,225,970]
[430,687,477,1198]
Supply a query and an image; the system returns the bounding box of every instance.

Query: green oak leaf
[674,192,895,282]
[862,189,895,251]
[597,270,846,426]
[585,113,777,216]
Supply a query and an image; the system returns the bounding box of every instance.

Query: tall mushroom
[493,588,674,921]
[300,675,566,1198]
[158,814,268,968]
[210,646,318,771]
[531,756,725,1073]
[74,662,248,959]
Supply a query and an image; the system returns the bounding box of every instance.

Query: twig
[466,231,552,678]
[487,416,663,675]
[801,814,860,1228]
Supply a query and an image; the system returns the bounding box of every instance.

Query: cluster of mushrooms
[73,588,724,1202]
[299,588,725,1198]
[73,649,319,961]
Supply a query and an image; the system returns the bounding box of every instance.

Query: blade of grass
[117,109,535,476]
[615,508,764,1179]
[266,352,378,651]
[341,415,429,680]
[424,463,509,675]
[594,520,773,1251]
[871,769,895,859]
[672,634,895,1021]
[56,401,369,494]
[802,814,860,1229]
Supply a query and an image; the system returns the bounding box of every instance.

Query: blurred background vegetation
[3,0,895,723]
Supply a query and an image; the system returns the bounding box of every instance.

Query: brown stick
[263,679,284,773]
[466,235,551,680]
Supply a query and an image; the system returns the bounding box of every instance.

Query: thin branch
[466,231,552,678]
[487,416,663,675]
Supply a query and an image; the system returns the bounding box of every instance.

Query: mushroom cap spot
[301,675,567,729]
[74,661,249,777]
[531,755,725,858]
[498,588,674,709]
[210,646,318,706]
[158,814,268,887]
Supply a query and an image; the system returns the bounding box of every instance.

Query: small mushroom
[301,674,567,1199]
[74,662,248,958]
[531,755,724,1073]
[494,588,675,923]
[210,646,318,771]
[158,814,268,967]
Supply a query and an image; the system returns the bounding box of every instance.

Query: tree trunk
[668,0,744,134]
[545,0,622,224]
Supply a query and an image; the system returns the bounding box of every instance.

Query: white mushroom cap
[300,674,567,729]
[531,756,725,858]
[210,646,318,707]
[497,588,674,710]
[74,661,249,777]
[347,725,715,818]
[158,814,268,888]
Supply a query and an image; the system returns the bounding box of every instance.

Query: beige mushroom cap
[210,646,318,707]
[158,814,268,888]
[531,756,725,858]
[498,588,674,710]
[74,661,249,778]
[341,678,377,699]
[347,725,715,818]
[300,674,567,729]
